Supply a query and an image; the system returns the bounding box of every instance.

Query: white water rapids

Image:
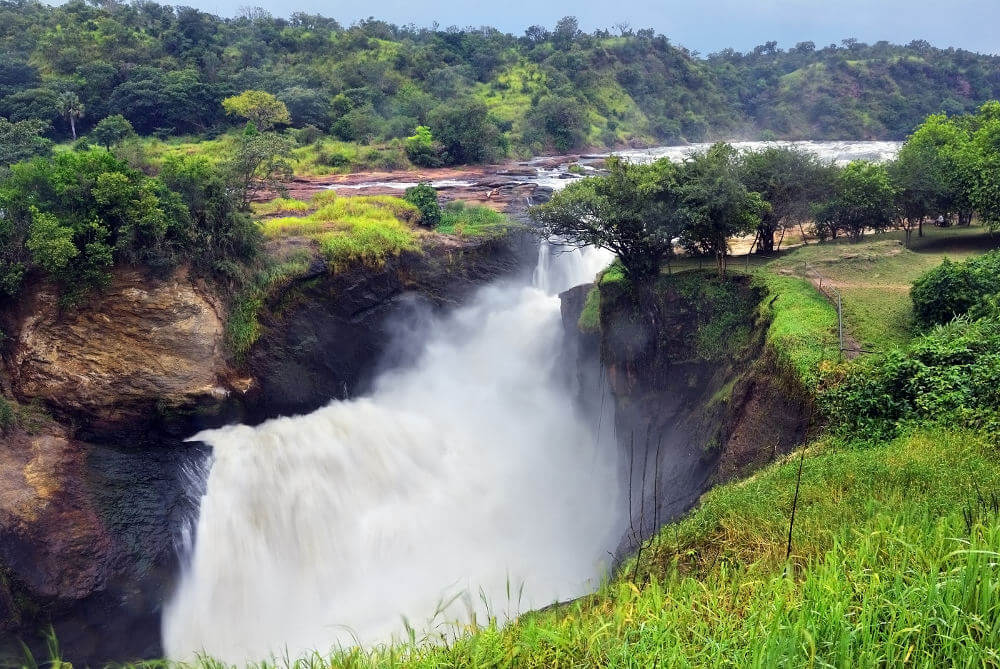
[163,244,620,663]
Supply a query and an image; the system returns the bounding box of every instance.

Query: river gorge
[0,141,900,664]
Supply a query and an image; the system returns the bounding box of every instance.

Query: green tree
[90,114,135,150]
[404,126,443,167]
[817,161,896,242]
[26,207,77,272]
[222,90,291,130]
[226,123,294,209]
[403,183,442,227]
[740,146,834,254]
[530,156,683,280]
[56,90,84,140]
[529,96,588,152]
[0,117,51,166]
[428,99,504,165]
[678,143,767,276]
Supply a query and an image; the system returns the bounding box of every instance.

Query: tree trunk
[918,217,924,238]
[69,115,77,140]
[757,225,775,254]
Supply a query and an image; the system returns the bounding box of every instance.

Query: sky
[167,0,1000,55]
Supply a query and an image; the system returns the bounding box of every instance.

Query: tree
[677,143,767,276]
[530,156,683,280]
[818,161,896,242]
[403,183,441,227]
[56,91,84,140]
[428,98,504,165]
[740,146,834,254]
[404,125,443,167]
[90,114,134,150]
[529,95,588,152]
[26,207,78,273]
[222,90,291,130]
[0,117,51,165]
[277,86,331,128]
[226,123,294,209]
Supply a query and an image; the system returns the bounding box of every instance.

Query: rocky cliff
[561,271,814,555]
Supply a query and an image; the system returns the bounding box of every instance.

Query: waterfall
[163,244,619,664]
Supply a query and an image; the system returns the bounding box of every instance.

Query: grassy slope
[767,225,1000,351]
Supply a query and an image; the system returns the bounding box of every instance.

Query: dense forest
[3,0,1000,157]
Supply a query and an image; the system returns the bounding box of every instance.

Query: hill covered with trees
[3,0,1000,160]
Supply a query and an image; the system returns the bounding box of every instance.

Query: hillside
[3,1,1000,159]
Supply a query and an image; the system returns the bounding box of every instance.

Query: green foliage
[402,183,441,227]
[757,274,841,387]
[0,150,192,300]
[222,90,291,131]
[910,250,1000,327]
[677,143,767,275]
[0,116,50,165]
[0,396,16,432]
[403,126,442,167]
[435,201,512,239]
[226,125,295,209]
[823,311,1000,441]
[226,256,312,357]
[739,146,836,253]
[428,99,504,165]
[90,114,134,150]
[814,160,896,241]
[531,156,683,279]
[577,284,601,333]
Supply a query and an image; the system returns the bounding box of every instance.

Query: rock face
[245,233,536,421]
[0,425,203,663]
[4,268,238,441]
[560,274,813,557]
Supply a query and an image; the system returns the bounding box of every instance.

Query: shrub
[822,312,1000,441]
[910,251,1000,328]
[403,183,441,227]
[404,125,443,167]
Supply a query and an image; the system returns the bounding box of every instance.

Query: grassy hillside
[4,1,1000,161]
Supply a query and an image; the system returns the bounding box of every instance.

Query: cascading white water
[163,244,620,663]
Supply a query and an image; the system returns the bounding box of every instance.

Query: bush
[404,125,443,167]
[822,312,1000,441]
[403,183,441,227]
[910,251,1000,328]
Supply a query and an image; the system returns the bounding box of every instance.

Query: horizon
[44,0,1000,56]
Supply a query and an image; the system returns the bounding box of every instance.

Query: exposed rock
[0,432,113,606]
[4,268,243,441]
[560,273,813,557]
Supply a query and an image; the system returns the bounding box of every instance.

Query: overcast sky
[160,0,999,55]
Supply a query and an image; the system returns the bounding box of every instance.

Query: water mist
[163,244,622,663]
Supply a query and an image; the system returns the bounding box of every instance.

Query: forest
[3,0,1000,160]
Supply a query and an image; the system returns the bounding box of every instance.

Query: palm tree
[57,91,84,140]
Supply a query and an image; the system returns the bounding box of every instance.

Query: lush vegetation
[4,2,1000,167]
[910,249,1000,327]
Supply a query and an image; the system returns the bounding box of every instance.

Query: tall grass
[226,255,313,357]
[259,192,420,271]
[435,202,512,240]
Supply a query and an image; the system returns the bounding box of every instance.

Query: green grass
[767,225,1000,351]
[757,273,841,387]
[577,284,601,333]
[226,256,313,357]
[259,192,421,271]
[251,197,311,216]
[435,202,513,240]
